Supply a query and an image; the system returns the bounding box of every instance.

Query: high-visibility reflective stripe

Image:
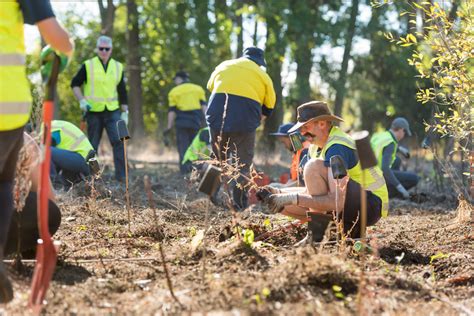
[115,61,119,83]
[0,101,30,114]
[365,167,386,192]
[327,135,355,148]
[87,96,118,102]
[0,53,25,66]
[88,60,95,98]
[57,127,87,150]
[69,134,87,150]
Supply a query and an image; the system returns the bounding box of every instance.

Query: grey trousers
[210,129,255,210]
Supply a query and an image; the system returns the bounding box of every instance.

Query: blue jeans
[50,147,89,186]
[176,127,199,174]
[86,110,125,180]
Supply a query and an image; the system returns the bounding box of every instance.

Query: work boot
[0,261,13,304]
[308,213,332,242]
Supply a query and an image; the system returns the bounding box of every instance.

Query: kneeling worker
[264,101,389,239]
[182,126,211,171]
[50,120,97,188]
[371,117,419,199]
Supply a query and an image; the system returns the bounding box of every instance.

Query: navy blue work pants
[0,126,24,255]
[86,110,125,181]
[50,147,90,186]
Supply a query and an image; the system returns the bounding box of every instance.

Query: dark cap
[270,123,295,136]
[288,101,343,133]
[173,71,189,80]
[243,47,266,67]
[391,117,412,136]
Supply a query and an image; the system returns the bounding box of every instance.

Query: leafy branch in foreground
[381,1,473,200]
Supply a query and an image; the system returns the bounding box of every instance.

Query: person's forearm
[37,18,74,57]
[167,111,176,130]
[298,193,341,213]
[72,87,85,101]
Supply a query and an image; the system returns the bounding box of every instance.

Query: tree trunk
[126,0,145,137]
[333,0,359,117]
[253,16,258,46]
[194,0,213,85]
[98,0,116,37]
[214,0,232,61]
[287,1,319,117]
[262,9,286,151]
[236,9,243,57]
[294,45,312,107]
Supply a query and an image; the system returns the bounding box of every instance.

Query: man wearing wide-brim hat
[263,101,389,241]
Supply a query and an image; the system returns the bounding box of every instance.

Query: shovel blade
[29,239,58,313]
[198,164,221,197]
[116,119,130,140]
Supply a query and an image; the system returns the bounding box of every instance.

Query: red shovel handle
[29,54,60,312]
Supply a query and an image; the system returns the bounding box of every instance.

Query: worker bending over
[371,117,419,199]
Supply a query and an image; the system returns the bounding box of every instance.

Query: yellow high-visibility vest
[371,131,398,168]
[0,1,32,131]
[51,120,94,159]
[319,127,389,217]
[84,56,123,112]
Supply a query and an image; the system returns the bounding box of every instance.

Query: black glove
[163,129,171,147]
[256,188,271,202]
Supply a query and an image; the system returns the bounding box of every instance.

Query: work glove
[163,129,171,147]
[262,185,281,194]
[396,184,410,199]
[40,45,69,82]
[398,146,410,159]
[266,193,298,214]
[421,136,432,149]
[121,111,129,125]
[80,99,91,112]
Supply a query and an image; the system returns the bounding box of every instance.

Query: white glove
[121,111,129,125]
[396,184,410,199]
[80,99,91,112]
[267,193,298,214]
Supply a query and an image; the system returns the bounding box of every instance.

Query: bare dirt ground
[2,159,473,315]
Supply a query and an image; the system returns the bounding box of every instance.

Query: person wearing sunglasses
[371,117,420,199]
[71,35,128,182]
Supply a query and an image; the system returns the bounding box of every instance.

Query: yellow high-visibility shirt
[207,58,276,109]
[168,83,206,111]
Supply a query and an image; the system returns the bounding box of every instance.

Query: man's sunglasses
[98,47,111,52]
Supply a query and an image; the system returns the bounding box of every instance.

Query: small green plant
[394,252,405,273]
[429,252,450,281]
[252,287,271,305]
[76,224,87,232]
[188,226,197,238]
[332,285,345,299]
[242,229,255,246]
[263,218,272,230]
